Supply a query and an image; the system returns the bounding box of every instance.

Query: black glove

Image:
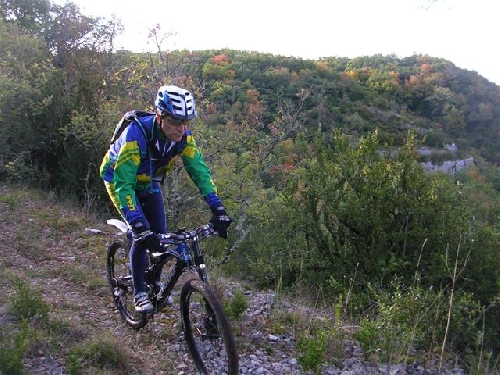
[210,206,232,239]
[132,221,160,252]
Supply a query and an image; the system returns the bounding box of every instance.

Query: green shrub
[355,285,439,362]
[9,279,50,324]
[0,320,30,375]
[0,192,18,210]
[355,285,481,364]
[66,337,129,374]
[223,290,248,320]
[297,330,327,374]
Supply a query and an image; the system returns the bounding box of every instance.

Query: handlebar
[158,223,217,245]
[106,218,217,245]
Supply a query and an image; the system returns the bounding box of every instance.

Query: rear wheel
[180,279,238,375]
[106,241,147,329]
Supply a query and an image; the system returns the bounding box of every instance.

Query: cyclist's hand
[132,222,160,251]
[210,206,232,239]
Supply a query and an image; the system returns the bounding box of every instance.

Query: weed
[223,290,248,320]
[267,312,294,335]
[355,285,439,363]
[297,330,327,374]
[0,320,30,375]
[66,336,130,374]
[58,264,103,287]
[8,279,50,324]
[43,319,88,349]
[468,350,500,375]
[54,216,85,232]
[13,236,48,261]
[0,192,18,210]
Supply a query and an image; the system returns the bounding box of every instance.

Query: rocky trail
[0,185,468,374]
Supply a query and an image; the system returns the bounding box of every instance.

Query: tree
[295,131,475,294]
[0,0,51,35]
[0,17,57,184]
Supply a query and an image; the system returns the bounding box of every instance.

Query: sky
[55,0,499,85]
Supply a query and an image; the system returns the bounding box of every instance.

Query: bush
[355,285,482,364]
[66,337,130,374]
[0,320,30,375]
[223,290,248,320]
[297,330,328,373]
[9,279,50,324]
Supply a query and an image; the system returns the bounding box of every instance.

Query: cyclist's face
[160,116,187,142]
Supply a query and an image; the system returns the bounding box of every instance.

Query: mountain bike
[106,219,239,375]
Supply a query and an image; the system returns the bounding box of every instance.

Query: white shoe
[134,292,153,313]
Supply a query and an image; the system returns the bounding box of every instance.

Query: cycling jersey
[100,114,220,226]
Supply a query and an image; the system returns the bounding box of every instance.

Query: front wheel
[180,279,238,375]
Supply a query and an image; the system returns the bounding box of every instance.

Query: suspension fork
[190,240,218,328]
[191,240,209,284]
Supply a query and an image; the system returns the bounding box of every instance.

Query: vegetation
[66,337,131,374]
[1,0,500,373]
[223,290,249,320]
[0,320,30,375]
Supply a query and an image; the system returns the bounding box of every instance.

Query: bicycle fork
[190,241,220,339]
[191,241,209,284]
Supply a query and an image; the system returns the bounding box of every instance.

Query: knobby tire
[180,279,239,375]
[106,241,147,329]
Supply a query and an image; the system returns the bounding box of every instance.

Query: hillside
[2,2,500,373]
[0,185,474,374]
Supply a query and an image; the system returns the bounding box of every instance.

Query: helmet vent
[155,85,197,120]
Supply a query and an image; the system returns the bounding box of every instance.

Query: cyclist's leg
[128,191,148,287]
[139,182,167,234]
[130,240,148,293]
[137,182,167,283]
[127,193,153,312]
[137,184,174,304]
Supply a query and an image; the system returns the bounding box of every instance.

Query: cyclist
[100,85,232,314]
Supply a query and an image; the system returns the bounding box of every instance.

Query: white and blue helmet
[155,85,197,120]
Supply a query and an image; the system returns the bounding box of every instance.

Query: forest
[1,0,500,372]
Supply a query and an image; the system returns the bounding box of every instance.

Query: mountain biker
[100,85,232,314]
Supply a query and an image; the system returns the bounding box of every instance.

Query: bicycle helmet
[155,85,197,120]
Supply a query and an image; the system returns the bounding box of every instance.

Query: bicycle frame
[106,219,215,307]
[145,225,215,309]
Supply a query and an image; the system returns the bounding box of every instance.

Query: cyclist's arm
[103,124,149,225]
[180,133,221,207]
